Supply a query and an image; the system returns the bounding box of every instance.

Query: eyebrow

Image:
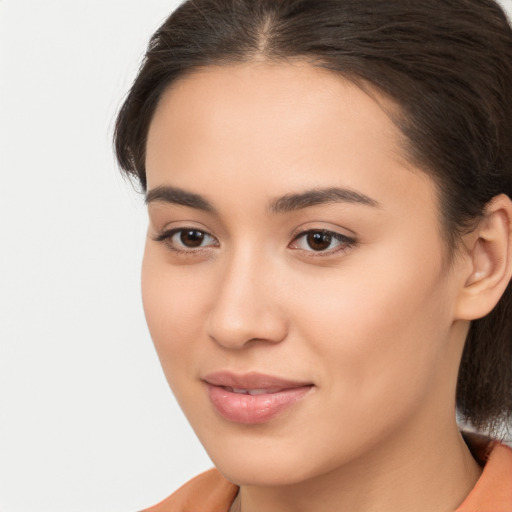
[145,186,215,212]
[268,187,380,213]
[145,185,379,213]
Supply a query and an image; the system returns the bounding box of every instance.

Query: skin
[141,61,507,512]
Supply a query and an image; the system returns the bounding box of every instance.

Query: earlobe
[455,194,512,320]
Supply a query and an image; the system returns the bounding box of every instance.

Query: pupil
[307,231,332,251]
[180,230,205,247]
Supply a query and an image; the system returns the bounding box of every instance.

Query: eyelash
[152,227,356,257]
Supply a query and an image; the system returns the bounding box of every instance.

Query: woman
[114,0,512,510]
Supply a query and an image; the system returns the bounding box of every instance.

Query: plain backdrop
[1,1,512,511]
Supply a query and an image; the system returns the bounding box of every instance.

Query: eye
[290,229,355,254]
[153,228,219,253]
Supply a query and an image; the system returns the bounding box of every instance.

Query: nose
[206,248,288,349]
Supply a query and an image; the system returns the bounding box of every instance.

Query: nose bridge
[206,242,287,349]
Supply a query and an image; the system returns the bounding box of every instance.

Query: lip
[203,371,314,424]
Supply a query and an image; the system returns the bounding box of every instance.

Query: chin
[215,456,319,487]
[199,430,346,487]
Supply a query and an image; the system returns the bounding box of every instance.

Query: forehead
[145,61,438,225]
[148,61,404,158]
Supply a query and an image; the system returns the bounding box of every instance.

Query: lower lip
[206,384,313,424]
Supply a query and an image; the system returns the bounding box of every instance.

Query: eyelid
[289,220,356,239]
[150,218,216,243]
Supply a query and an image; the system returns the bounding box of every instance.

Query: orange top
[141,440,512,512]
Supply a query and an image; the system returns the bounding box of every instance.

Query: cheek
[141,245,209,379]
[287,244,453,412]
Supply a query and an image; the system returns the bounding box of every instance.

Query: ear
[455,194,512,320]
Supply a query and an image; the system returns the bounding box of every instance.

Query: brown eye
[290,229,355,254]
[306,231,333,251]
[153,227,218,253]
[180,230,206,247]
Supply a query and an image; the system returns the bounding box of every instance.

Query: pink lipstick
[203,372,314,424]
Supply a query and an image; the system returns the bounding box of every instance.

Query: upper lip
[203,371,313,390]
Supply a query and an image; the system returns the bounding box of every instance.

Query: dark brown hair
[114,0,512,435]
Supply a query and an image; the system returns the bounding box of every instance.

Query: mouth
[222,387,288,395]
[203,371,315,424]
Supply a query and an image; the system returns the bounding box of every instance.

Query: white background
[1,1,512,511]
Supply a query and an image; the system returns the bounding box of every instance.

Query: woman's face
[143,61,469,485]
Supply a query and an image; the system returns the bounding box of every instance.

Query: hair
[114,0,512,435]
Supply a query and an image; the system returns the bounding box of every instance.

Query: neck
[234,416,482,512]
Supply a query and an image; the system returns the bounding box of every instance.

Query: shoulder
[456,435,512,512]
[139,468,239,512]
